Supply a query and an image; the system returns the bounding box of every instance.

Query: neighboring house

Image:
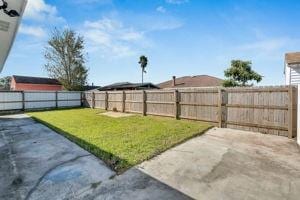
[84,85,101,91]
[158,75,223,89]
[98,82,159,91]
[10,75,63,91]
[285,52,300,85]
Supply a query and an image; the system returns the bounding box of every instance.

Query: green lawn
[28,108,211,173]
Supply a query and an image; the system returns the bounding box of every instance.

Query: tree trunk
[142,68,144,84]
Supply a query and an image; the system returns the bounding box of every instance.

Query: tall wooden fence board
[84,86,298,138]
[125,91,143,113]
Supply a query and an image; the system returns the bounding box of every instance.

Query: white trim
[298,85,300,145]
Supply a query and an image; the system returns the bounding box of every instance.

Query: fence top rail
[0,90,83,93]
[225,88,289,93]
[0,90,23,93]
[180,90,219,93]
[146,90,174,94]
[125,91,144,94]
[106,91,124,94]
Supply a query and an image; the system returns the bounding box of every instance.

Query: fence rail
[0,91,82,111]
[84,86,298,138]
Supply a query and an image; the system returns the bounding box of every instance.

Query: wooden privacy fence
[0,91,82,111]
[84,86,297,138]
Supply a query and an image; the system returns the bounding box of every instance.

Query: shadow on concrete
[29,116,130,173]
[0,114,194,200]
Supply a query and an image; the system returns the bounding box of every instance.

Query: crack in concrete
[24,154,91,200]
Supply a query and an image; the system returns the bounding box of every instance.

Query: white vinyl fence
[0,91,82,111]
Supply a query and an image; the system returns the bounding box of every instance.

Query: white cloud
[83,18,146,57]
[156,6,166,13]
[236,37,300,60]
[166,0,189,5]
[24,0,65,23]
[19,25,46,38]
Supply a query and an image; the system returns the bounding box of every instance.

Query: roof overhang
[287,62,300,68]
[0,0,27,73]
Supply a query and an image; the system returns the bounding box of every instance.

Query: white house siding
[289,64,300,85]
[286,63,300,85]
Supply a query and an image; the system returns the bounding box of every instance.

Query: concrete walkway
[0,114,190,200]
[138,128,300,200]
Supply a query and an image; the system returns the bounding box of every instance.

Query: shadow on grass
[30,112,213,174]
[0,115,194,200]
[30,116,131,174]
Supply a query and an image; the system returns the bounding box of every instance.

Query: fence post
[105,91,108,110]
[55,91,58,108]
[174,90,179,119]
[80,92,83,107]
[92,92,95,109]
[21,91,25,111]
[122,91,126,112]
[218,88,224,128]
[142,90,146,116]
[288,86,295,139]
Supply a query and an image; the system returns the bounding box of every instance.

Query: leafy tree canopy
[0,76,11,90]
[44,29,88,91]
[223,60,262,87]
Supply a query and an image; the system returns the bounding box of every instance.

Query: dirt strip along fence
[84,86,298,138]
[0,91,82,112]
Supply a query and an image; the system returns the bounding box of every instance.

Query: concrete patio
[1,114,300,200]
[139,128,300,200]
[0,114,189,200]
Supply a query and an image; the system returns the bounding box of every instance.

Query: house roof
[12,75,62,85]
[285,52,300,64]
[158,75,223,89]
[84,85,101,91]
[99,82,159,91]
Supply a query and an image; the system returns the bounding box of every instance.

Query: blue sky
[2,0,300,86]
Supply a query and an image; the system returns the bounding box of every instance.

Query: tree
[44,29,88,91]
[223,60,262,87]
[0,76,11,90]
[139,55,148,84]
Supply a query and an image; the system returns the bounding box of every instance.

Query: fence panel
[125,91,143,113]
[84,92,93,108]
[146,91,175,117]
[0,91,82,112]
[25,91,56,109]
[225,87,291,137]
[94,92,106,109]
[0,91,22,110]
[107,92,123,111]
[58,92,81,107]
[179,89,219,123]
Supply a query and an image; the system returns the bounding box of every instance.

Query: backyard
[28,108,211,173]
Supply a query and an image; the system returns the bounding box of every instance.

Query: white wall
[298,85,300,145]
[286,63,300,85]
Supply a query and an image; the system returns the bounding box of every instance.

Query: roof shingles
[12,75,61,85]
[158,75,223,89]
[285,52,300,64]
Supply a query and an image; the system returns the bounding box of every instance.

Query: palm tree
[139,55,148,84]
